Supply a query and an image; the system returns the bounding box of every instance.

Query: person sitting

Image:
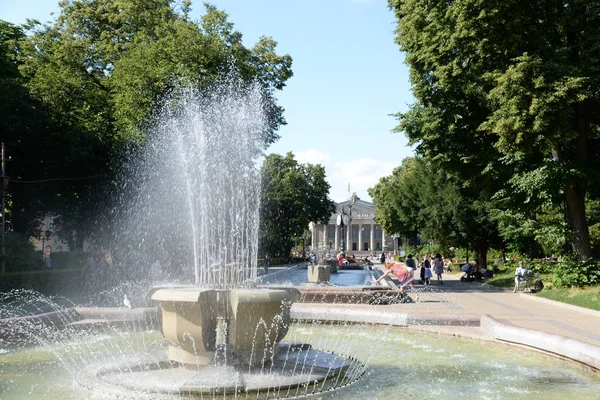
[374,261,419,301]
[514,262,532,292]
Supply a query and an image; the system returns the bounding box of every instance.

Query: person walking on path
[421,255,431,282]
[374,261,419,301]
[424,261,432,285]
[380,251,386,264]
[433,253,444,284]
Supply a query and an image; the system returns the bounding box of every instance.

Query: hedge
[0,268,86,295]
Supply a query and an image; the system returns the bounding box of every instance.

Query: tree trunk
[475,242,488,269]
[562,13,592,260]
[565,183,592,259]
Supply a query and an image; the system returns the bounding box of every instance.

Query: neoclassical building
[309,194,394,255]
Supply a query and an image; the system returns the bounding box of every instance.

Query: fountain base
[92,342,361,396]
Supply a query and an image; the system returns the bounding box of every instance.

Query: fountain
[2,74,600,399]
[72,75,362,396]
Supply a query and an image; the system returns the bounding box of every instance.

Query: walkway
[293,264,600,349]
[387,267,600,347]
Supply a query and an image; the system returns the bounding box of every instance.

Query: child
[424,261,432,285]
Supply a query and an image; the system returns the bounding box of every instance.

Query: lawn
[465,261,600,312]
[536,286,600,312]
[483,269,600,312]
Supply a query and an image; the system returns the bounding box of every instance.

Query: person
[422,255,431,273]
[43,245,52,268]
[514,261,530,293]
[338,251,344,266]
[424,261,432,285]
[419,255,426,284]
[433,253,444,284]
[406,254,416,270]
[374,261,419,300]
[379,251,386,264]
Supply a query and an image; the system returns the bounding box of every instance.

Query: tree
[260,153,335,259]
[4,1,293,247]
[389,0,600,258]
[369,157,501,267]
[389,0,600,259]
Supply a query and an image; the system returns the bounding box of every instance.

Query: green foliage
[49,251,88,270]
[0,268,85,295]
[552,258,600,288]
[4,232,43,272]
[1,0,293,247]
[589,223,600,255]
[389,0,600,260]
[369,157,501,267]
[537,286,600,312]
[259,153,335,259]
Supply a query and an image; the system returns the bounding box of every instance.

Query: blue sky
[1,0,415,202]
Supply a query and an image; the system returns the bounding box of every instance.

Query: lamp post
[336,193,357,252]
[40,218,52,267]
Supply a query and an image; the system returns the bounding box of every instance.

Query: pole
[1,142,5,273]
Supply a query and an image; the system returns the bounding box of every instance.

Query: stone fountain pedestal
[151,287,298,367]
[308,265,331,283]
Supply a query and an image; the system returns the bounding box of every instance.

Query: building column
[334,225,339,250]
[358,224,363,252]
[310,222,316,250]
[323,225,328,249]
[347,223,352,251]
[381,228,386,252]
[370,224,374,252]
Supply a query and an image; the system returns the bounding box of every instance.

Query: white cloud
[292,148,396,203]
[293,148,330,165]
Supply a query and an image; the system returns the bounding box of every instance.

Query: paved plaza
[293,264,600,349]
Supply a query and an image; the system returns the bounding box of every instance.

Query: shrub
[528,260,556,274]
[449,263,463,272]
[4,232,44,272]
[0,268,85,295]
[50,251,89,269]
[552,258,600,288]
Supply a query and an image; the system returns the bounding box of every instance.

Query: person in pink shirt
[337,252,344,266]
[374,261,419,300]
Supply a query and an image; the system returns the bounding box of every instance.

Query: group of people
[418,253,446,285]
[373,253,448,299]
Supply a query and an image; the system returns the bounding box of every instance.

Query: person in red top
[374,261,419,300]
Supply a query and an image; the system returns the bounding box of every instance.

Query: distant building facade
[309,195,394,255]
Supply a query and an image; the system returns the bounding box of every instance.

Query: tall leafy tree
[5,1,293,248]
[369,157,500,267]
[260,153,335,259]
[389,0,600,259]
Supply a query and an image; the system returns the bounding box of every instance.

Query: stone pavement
[292,264,600,348]
[380,266,600,348]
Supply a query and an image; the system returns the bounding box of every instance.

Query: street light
[336,193,357,252]
[40,228,52,263]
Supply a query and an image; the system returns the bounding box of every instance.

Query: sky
[1,0,416,202]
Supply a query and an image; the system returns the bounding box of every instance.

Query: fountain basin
[91,341,357,396]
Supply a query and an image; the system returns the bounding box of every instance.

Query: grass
[536,285,600,312]
[482,263,600,312]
